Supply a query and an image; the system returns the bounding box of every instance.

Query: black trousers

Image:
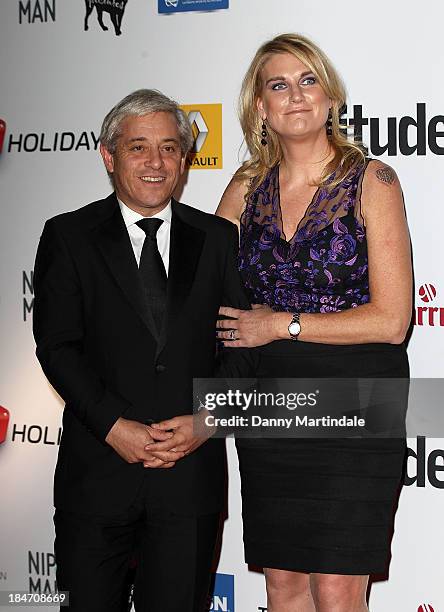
[54,484,220,612]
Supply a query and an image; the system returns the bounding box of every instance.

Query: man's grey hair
[100,89,194,155]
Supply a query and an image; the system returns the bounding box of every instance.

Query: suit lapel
[156,200,206,357]
[93,195,159,341]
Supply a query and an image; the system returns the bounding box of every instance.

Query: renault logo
[187,111,209,153]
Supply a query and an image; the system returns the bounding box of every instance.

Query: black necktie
[136,218,167,332]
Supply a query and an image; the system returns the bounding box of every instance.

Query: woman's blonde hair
[236,33,366,196]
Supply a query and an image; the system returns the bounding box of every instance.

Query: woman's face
[257,52,331,141]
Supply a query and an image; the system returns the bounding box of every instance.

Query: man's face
[100,112,186,216]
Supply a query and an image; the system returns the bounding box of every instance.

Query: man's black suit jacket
[33,194,255,517]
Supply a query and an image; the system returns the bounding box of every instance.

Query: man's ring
[229,330,236,340]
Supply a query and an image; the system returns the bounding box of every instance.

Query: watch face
[288,321,301,337]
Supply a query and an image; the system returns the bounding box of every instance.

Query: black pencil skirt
[236,341,408,575]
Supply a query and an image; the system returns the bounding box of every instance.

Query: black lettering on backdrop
[406,436,444,489]
[28,551,55,576]
[188,156,218,168]
[19,0,55,24]
[91,131,100,149]
[23,271,34,295]
[23,298,34,321]
[8,131,100,153]
[343,103,444,156]
[23,270,34,321]
[28,551,57,594]
[11,423,62,445]
[7,134,23,152]
[428,116,444,154]
[60,132,75,151]
[75,131,91,151]
[24,134,39,153]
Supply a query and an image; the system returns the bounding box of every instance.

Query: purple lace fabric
[239,161,370,313]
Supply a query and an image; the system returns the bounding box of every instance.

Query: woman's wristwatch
[288,313,301,340]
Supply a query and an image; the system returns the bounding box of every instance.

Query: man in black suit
[33,89,253,612]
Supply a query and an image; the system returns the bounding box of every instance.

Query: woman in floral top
[217,33,412,612]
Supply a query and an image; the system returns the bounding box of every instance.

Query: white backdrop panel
[1,1,443,610]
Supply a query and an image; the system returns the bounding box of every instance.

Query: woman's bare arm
[216,176,249,230]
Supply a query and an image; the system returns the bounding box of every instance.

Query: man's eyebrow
[126,137,180,144]
[265,71,314,85]
[160,137,180,144]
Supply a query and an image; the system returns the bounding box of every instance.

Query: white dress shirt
[118,199,171,275]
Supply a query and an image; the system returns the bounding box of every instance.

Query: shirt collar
[118,198,172,229]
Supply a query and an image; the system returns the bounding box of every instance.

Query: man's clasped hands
[105,414,206,469]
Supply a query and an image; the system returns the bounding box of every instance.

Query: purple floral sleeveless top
[239,161,370,313]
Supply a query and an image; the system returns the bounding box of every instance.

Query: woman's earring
[260,121,268,146]
[326,109,333,136]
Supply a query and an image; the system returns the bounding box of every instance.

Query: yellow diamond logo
[180,103,222,170]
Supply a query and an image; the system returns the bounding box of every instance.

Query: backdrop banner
[1,1,443,610]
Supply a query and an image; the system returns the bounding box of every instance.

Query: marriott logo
[414,284,444,327]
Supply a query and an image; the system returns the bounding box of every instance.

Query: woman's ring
[229,329,236,340]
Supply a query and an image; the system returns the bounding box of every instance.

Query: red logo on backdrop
[419,283,437,303]
[0,120,6,154]
[0,406,10,444]
[418,605,435,612]
[414,284,444,327]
